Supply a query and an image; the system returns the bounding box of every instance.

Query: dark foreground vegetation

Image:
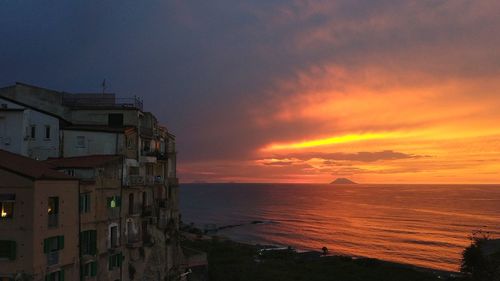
[183,237,448,281]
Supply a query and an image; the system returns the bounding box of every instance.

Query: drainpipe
[78,180,82,281]
[119,155,125,281]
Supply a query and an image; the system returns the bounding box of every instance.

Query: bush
[461,230,500,281]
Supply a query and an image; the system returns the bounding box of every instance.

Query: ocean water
[179,184,500,272]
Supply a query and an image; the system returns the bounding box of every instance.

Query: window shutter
[116,196,121,207]
[107,197,112,208]
[90,230,97,255]
[91,261,97,276]
[79,194,84,213]
[58,235,64,250]
[108,255,113,270]
[43,238,49,253]
[59,269,65,281]
[9,241,16,260]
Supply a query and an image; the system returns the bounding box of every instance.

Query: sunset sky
[1,1,500,183]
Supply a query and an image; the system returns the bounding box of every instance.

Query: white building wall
[62,130,125,157]
[0,98,59,160]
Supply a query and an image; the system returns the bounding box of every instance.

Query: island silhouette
[330,178,357,184]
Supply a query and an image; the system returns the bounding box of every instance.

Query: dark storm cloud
[1,0,499,169]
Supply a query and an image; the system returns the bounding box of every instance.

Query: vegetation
[460,231,500,281]
[183,237,443,281]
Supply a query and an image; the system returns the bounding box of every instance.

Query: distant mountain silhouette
[330,178,357,184]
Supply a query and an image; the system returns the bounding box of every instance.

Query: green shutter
[9,241,16,260]
[116,196,121,207]
[91,261,97,276]
[58,236,64,250]
[43,238,49,253]
[106,197,111,208]
[45,274,49,281]
[108,255,113,270]
[59,269,64,281]
[117,254,122,266]
[79,194,84,213]
[90,230,97,255]
[86,194,91,212]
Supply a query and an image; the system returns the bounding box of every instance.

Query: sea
[179,183,500,272]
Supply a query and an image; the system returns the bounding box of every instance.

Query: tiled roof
[0,149,75,180]
[44,155,122,169]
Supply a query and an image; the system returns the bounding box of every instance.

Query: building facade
[0,150,80,281]
[0,82,182,281]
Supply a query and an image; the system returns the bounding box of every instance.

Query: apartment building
[0,149,80,281]
[0,82,182,280]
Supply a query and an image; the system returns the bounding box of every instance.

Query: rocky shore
[181,231,463,281]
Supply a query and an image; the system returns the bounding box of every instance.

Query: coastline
[182,231,462,281]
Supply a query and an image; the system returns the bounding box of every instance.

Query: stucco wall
[62,130,125,157]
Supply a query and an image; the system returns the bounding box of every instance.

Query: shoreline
[182,231,462,280]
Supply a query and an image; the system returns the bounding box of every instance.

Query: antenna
[101,79,107,94]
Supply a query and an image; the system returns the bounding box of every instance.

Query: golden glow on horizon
[262,132,400,151]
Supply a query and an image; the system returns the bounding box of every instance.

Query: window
[79,193,91,213]
[82,261,97,277]
[30,125,36,139]
[107,196,121,208]
[108,253,123,270]
[76,136,86,148]
[0,194,15,219]
[44,125,51,139]
[48,197,59,227]
[43,236,64,253]
[0,240,16,260]
[128,193,135,215]
[45,270,64,281]
[80,230,97,255]
[110,225,119,248]
[64,169,75,177]
[108,114,124,127]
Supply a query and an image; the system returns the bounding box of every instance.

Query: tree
[461,230,500,281]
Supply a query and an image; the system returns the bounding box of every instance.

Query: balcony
[128,204,142,216]
[168,177,179,186]
[48,214,58,228]
[141,205,154,217]
[47,251,59,266]
[62,94,143,110]
[126,233,142,248]
[126,175,144,187]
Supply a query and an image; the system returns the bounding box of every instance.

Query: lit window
[0,194,15,219]
[48,197,59,227]
[76,136,86,148]
[107,196,121,208]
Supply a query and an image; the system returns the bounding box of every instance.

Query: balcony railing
[47,251,59,266]
[62,95,143,110]
[129,204,142,216]
[126,175,144,186]
[48,214,58,228]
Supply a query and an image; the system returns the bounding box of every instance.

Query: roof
[0,149,75,180]
[44,155,122,169]
[62,125,133,133]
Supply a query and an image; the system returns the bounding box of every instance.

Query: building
[0,96,60,160]
[0,82,182,280]
[0,149,80,281]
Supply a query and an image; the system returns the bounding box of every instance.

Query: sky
[1,0,500,184]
